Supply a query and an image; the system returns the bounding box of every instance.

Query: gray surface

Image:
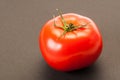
[0,0,120,80]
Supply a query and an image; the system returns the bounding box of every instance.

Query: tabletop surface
[0,0,120,80]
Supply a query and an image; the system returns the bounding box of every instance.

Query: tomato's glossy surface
[39,13,102,71]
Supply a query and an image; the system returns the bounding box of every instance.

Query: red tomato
[39,10,103,71]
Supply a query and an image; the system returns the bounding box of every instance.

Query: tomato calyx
[53,9,89,37]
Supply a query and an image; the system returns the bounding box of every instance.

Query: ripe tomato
[39,10,103,71]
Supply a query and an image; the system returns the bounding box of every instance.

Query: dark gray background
[0,0,120,80]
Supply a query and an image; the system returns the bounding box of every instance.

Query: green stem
[53,9,90,38]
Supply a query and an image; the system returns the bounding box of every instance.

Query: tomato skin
[39,13,103,71]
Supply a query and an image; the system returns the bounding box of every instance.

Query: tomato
[39,10,103,72]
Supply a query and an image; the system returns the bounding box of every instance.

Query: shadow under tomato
[37,60,102,80]
[66,63,101,79]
